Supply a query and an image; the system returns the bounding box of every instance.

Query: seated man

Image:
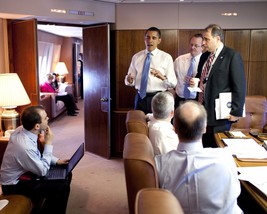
[155,100,242,213]
[148,91,179,155]
[40,73,79,116]
[0,106,71,214]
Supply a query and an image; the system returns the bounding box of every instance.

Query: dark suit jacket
[197,46,246,126]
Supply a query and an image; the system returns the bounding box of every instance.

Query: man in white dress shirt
[148,91,179,155]
[173,33,203,108]
[155,100,242,214]
[125,27,177,114]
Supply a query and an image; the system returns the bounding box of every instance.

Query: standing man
[125,27,177,114]
[195,24,246,148]
[173,33,203,108]
[0,106,71,214]
[155,101,242,213]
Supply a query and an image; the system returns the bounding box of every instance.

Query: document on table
[223,138,267,159]
[0,199,9,210]
[215,92,246,120]
[238,166,267,197]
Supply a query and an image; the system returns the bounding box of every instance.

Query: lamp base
[1,109,20,136]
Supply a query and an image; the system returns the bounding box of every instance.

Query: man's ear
[35,123,41,131]
[202,122,207,134]
[170,110,174,119]
[158,38,162,45]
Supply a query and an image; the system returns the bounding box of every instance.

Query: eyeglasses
[190,44,202,48]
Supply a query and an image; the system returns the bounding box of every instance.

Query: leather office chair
[125,110,148,136]
[231,95,267,132]
[123,133,158,214]
[135,188,184,214]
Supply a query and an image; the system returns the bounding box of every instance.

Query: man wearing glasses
[173,34,204,108]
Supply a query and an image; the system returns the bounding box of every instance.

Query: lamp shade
[55,62,69,75]
[0,73,31,108]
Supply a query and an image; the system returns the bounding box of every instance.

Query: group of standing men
[125,24,246,148]
[125,24,246,213]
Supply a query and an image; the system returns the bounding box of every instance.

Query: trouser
[2,174,72,214]
[56,94,77,114]
[202,122,231,148]
[134,92,161,115]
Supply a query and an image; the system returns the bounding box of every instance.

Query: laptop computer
[44,142,85,180]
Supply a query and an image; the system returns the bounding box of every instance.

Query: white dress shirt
[148,116,179,155]
[155,142,242,214]
[174,52,201,98]
[125,48,177,92]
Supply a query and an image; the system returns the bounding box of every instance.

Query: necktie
[183,57,195,99]
[139,52,151,99]
[198,52,215,104]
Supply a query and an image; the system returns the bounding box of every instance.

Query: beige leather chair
[123,133,158,214]
[125,110,148,136]
[231,95,267,132]
[135,188,184,214]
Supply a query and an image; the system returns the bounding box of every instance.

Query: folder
[215,92,245,120]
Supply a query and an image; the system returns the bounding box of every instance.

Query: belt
[138,91,162,97]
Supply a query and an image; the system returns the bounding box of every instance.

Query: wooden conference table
[215,132,267,212]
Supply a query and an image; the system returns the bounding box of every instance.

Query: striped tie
[198,52,215,104]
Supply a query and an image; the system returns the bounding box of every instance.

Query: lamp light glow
[0,73,31,136]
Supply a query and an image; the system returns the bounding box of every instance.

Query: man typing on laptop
[0,106,72,214]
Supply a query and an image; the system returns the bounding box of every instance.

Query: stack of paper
[223,138,267,159]
[238,166,267,197]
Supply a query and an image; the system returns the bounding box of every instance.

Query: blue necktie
[139,52,151,99]
[183,57,195,99]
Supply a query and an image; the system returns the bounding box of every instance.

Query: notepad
[223,138,267,159]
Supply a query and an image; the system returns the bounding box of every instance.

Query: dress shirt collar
[214,43,224,60]
[22,127,38,143]
[146,48,158,56]
[177,141,203,152]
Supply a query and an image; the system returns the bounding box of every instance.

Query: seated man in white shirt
[148,91,179,155]
[155,100,242,213]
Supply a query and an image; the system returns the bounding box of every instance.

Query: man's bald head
[174,101,207,142]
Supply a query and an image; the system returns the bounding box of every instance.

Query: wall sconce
[0,73,31,137]
[55,62,69,83]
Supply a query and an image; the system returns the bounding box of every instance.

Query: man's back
[148,117,178,155]
[155,143,242,214]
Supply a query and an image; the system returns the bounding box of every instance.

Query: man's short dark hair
[21,106,44,130]
[145,27,161,38]
[205,24,224,42]
[174,101,207,141]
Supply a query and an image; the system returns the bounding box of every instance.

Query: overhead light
[221,12,238,16]
[50,9,67,14]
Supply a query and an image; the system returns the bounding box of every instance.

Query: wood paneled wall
[114,28,267,111]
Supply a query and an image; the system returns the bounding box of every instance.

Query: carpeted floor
[49,100,129,214]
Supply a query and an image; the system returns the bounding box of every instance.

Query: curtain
[38,41,61,84]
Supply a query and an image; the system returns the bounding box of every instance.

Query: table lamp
[0,73,31,137]
[55,62,69,83]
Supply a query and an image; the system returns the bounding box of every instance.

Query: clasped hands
[126,68,166,84]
